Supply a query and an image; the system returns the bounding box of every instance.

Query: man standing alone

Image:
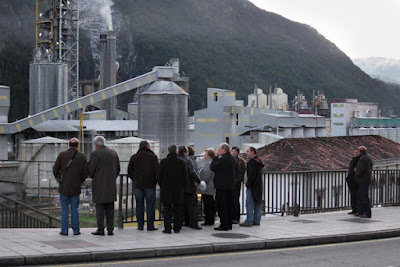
[210,143,236,231]
[89,136,120,235]
[231,146,246,224]
[355,146,373,218]
[240,147,264,227]
[158,145,187,234]
[346,149,360,215]
[128,140,159,231]
[53,138,88,236]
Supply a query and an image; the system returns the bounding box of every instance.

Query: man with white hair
[210,143,236,231]
[89,136,120,235]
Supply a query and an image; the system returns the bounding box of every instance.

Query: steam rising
[98,0,114,31]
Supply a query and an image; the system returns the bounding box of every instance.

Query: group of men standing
[53,137,265,235]
[346,146,374,218]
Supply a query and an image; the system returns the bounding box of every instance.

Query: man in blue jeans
[128,140,159,231]
[53,138,88,235]
[240,147,264,227]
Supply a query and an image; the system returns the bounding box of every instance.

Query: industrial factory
[2,0,397,199]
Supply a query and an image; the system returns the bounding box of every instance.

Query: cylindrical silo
[29,63,68,115]
[138,81,188,158]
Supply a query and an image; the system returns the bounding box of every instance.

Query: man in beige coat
[89,136,120,236]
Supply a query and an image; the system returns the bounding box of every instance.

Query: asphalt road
[50,237,400,267]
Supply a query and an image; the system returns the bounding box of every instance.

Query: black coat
[127,147,159,189]
[246,156,264,204]
[210,152,236,191]
[355,153,373,185]
[158,153,188,204]
[179,156,200,194]
[346,157,359,189]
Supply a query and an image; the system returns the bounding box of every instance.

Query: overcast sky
[249,0,400,60]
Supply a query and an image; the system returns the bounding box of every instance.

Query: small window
[235,114,239,125]
[225,137,230,144]
[214,92,218,102]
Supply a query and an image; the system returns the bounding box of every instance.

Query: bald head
[69,137,79,148]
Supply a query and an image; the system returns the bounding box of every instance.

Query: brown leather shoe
[239,222,252,227]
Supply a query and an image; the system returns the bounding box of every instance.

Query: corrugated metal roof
[23,136,68,144]
[32,120,138,132]
[108,136,158,144]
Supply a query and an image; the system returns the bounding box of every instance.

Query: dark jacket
[234,157,246,188]
[158,153,187,204]
[53,148,88,196]
[355,152,373,185]
[88,146,120,203]
[346,157,359,188]
[179,156,201,194]
[210,152,236,191]
[127,147,159,189]
[246,156,264,204]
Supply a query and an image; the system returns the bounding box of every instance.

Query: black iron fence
[0,193,61,228]
[118,169,400,228]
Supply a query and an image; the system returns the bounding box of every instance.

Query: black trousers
[349,184,359,212]
[202,194,215,225]
[96,202,114,231]
[358,184,371,217]
[216,189,233,230]
[163,203,183,232]
[232,183,241,221]
[184,193,199,227]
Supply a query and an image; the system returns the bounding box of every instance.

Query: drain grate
[212,233,250,239]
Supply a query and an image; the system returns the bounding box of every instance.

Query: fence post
[38,163,41,203]
[14,203,19,228]
[118,175,124,229]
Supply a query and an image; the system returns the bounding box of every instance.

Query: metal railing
[118,169,400,227]
[0,193,61,228]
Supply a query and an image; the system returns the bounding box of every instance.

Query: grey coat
[199,158,215,196]
[88,146,120,203]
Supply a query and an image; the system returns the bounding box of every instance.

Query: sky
[248,0,400,60]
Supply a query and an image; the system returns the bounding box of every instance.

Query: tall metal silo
[138,81,189,158]
[29,63,68,116]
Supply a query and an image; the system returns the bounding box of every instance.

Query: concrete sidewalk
[1,207,400,266]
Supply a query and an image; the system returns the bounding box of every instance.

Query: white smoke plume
[98,0,114,31]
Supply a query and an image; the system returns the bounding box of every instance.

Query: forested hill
[0,0,399,121]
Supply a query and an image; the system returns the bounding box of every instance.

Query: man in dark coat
[355,146,373,218]
[346,149,361,214]
[231,146,246,224]
[127,140,159,231]
[89,136,120,235]
[178,146,202,230]
[210,143,236,231]
[53,138,88,236]
[158,145,188,234]
[240,147,264,227]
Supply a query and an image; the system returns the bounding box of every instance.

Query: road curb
[2,228,400,265]
[91,248,156,262]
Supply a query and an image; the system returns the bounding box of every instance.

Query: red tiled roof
[257,135,400,171]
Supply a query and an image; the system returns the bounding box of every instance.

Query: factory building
[194,88,326,153]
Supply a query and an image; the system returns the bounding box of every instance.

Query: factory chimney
[99,31,117,120]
